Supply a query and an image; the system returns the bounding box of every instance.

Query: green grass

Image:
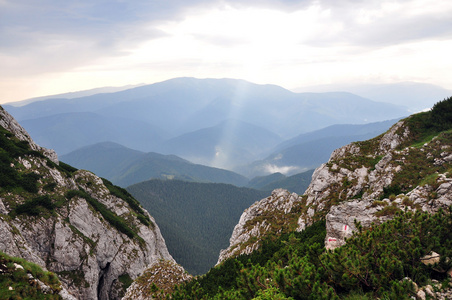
[0,251,62,300]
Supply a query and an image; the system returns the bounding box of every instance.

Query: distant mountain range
[4,78,410,173]
[246,169,314,194]
[61,142,249,187]
[157,119,283,169]
[295,81,452,112]
[60,118,397,189]
[236,119,400,177]
[21,112,168,154]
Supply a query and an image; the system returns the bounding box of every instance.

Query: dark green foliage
[20,172,40,193]
[248,170,314,194]
[127,179,268,275]
[57,161,78,174]
[379,184,402,200]
[13,195,55,216]
[65,189,137,240]
[400,96,452,148]
[43,182,57,192]
[172,220,326,299]
[171,209,452,299]
[101,178,152,226]
[118,274,134,289]
[0,125,43,193]
[322,209,452,297]
[430,96,452,131]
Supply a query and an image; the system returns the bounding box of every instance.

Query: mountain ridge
[160,96,452,299]
[0,105,176,300]
[4,78,409,165]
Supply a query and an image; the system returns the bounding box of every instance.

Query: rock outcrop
[217,189,304,264]
[299,119,452,250]
[123,260,192,300]
[221,115,452,261]
[0,106,174,299]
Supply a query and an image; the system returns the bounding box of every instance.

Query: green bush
[101,178,152,226]
[170,208,452,299]
[14,195,55,216]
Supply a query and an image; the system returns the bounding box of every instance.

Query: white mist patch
[264,164,300,175]
[273,153,283,160]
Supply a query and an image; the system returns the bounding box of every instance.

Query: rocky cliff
[219,101,452,262]
[0,106,174,299]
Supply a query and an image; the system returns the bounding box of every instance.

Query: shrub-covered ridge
[169,208,452,299]
[0,105,174,300]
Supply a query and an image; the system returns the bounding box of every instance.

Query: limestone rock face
[220,118,452,261]
[217,189,303,264]
[0,106,58,164]
[301,120,452,250]
[0,106,174,300]
[123,260,192,300]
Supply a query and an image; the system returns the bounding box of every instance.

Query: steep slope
[61,142,249,187]
[0,106,174,300]
[126,179,268,275]
[0,250,67,299]
[167,97,452,300]
[219,96,452,261]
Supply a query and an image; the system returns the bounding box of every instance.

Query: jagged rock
[217,189,303,264]
[417,289,426,300]
[421,252,441,266]
[123,260,192,300]
[0,106,58,164]
[0,106,175,300]
[298,119,452,250]
[324,199,392,249]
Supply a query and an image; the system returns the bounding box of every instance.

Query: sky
[1,0,452,103]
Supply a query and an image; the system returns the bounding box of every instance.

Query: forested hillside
[247,169,314,194]
[127,180,269,275]
[169,209,452,299]
[138,97,452,299]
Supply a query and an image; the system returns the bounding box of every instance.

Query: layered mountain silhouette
[295,81,452,112]
[61,142,249,187]
[235,119,400,177]
[5,78,409,174]
[157,119,283,169]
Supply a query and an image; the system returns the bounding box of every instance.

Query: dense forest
[127,179,269,275]
[143,97,452,299]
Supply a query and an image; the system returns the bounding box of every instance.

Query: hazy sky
[1,0,452,103]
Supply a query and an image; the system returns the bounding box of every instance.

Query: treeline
[403,96,452,147]
[127,179,269,275]
[166,208,452,299]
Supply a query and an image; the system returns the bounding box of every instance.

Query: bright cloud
[0,0,451,102]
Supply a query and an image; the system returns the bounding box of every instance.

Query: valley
[1,78,452,299]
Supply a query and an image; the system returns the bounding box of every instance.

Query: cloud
[1,0,452,102]
[303,0,452,47]
[263,163,301,175]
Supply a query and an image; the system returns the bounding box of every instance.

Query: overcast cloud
[1,0,451,102]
